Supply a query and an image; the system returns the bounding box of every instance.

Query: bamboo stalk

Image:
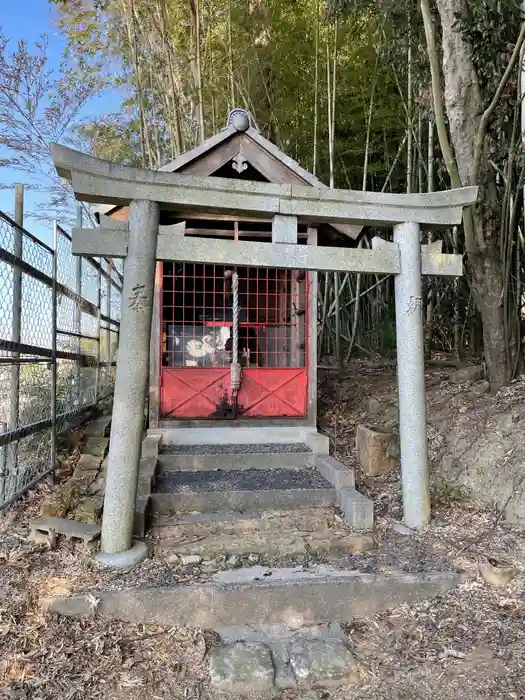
[406,18,413,194]
[313,0,319,175]
[334,272,342,368]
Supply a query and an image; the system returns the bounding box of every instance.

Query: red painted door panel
[160,367,307,419]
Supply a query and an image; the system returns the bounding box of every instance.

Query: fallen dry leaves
[2,362,525,699]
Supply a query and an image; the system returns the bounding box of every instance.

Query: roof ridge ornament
[232,143,248,173]
[227,108,252,132]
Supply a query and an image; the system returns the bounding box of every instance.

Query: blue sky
[0,0,119,244]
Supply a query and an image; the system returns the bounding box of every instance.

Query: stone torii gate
[51,143,477,567]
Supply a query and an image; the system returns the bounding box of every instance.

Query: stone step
[158,450,354,488]
[152,507,337,538]
[151,466,337,516]
[158,450,316,473]
[153,529,376,559]
[150,426,330,453]
[50,565,467,629]
[151,486,371,527]
[150,488,337,516]
[160,442,312,455]
[150,446,368,527]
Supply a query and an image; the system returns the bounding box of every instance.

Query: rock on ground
[208,636,357,693]
[208,641,275,693]
[289,637,356,686]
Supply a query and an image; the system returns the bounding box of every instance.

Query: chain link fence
[0,210,122,510]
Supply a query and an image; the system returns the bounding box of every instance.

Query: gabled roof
[98,109,361,239]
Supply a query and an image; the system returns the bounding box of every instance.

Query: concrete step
[153,529,376,559]
[160,442,312,455]
[158,450,355,489]
[158,450,316,473]
[150,443,368,528]
[50,565,467,629]
[150,426,329,453]
[152,507,337,538]
[151,505,375,560]
[150,470,337,515]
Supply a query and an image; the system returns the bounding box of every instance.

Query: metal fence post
[51,222,58,482]
[106,260,112,390]
[75,206,83,407]
[7,184,24,492]
[0,421,7,515]
[95,259,102,400]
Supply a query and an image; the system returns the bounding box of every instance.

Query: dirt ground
[2,360,525,699]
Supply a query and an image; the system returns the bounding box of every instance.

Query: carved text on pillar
[407,295,423,315]
[128,284,148,311]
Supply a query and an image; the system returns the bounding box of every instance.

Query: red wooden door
[159,263,308,420]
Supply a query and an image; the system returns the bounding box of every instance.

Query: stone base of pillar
[94,540,149,570]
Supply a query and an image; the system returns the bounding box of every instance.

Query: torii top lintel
[51,144,478,228]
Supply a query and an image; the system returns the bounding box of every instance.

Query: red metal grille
[160,263,308,419]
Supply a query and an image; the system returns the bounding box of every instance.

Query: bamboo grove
[1,0,525,387]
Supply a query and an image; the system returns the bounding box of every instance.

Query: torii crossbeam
[51,144,478,566]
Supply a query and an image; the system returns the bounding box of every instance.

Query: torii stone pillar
[393,221,430,529]
[96,199,160,564]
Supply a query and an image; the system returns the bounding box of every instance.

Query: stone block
[216,621,347,646]
[141,435,160,459]
[305,432,330,454]
[134,496,149,538]
[84,437,109,458]
[84,416,111,437]
[152,508,335,542]
[305,532,375,556]
[365,395,381,414]
[337,488,374,529]
[450,365,484,384]
[30,516,100,549]
[87,474,106,496]
[49,568,466,629]
[138,457,158,486]
[75,454,102,471]
[315,455,355,490]
[74,497,103,524]
[289,638,356,687]
[271,642,297,689]
[384,404,399,427]
[356,424,399,477]
[41,478,82,518]
[208,641,275,693]
[75,453,102,472]
[157,532,307,559]
[39,501,68,518]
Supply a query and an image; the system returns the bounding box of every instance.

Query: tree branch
[419,0,462,190]
[420,0,480,255]
[472,20,525,180]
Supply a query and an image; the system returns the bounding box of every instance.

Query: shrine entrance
[159,262,308,419]
[51,106,478,558]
